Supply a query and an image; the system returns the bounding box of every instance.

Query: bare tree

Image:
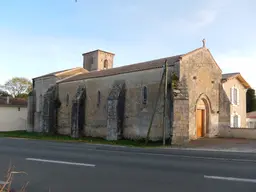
[0,89,10,97]
[1,77,32,98]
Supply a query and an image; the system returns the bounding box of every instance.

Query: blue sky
[0,0,255,88]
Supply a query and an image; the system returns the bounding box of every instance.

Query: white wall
[0,106,27,131]
[222,78,247,127]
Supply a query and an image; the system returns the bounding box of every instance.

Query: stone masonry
[106,80,125,140]
[57,64,178,141]
[179,48,222,140]
[29,44,226,145]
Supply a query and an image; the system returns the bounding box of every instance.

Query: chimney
[6,96,10,104]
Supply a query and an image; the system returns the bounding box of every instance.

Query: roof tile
[0,97,27,107]
[60,54,182,83]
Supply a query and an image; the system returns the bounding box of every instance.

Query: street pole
[163,59,168,146]
[145,71,165,145]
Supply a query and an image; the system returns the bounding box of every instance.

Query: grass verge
[0,131,170,147]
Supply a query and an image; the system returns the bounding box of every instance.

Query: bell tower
[82,49,115,71]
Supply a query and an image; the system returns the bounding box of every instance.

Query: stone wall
[219,84,231,130]
[172,99,189,144]
[219,126,256,139]
[42,85,58,133]
[83,50,114,71]
[179,48,222,140]
[71,86,86,138]
[33,76,57,132]
[106,80,125,140]
[57,65,178,141]
[172,79,189,144]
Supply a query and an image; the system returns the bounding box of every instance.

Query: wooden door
[196,109,204,138]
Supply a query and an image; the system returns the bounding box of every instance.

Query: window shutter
[230,115,233,128]
[230,88,233,104]
[238,115,241,128]
[237,88,240,105]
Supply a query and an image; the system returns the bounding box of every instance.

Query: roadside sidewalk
[170,138,256,153]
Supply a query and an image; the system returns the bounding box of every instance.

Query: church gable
[180,47,222,76]
[179,46,222,95]
[177,42,222,140]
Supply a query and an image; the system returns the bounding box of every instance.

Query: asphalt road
[0,138,256,192]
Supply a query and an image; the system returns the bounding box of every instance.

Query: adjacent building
[246,111,256,128]
[0,96,27,131]
[219,73,251,129]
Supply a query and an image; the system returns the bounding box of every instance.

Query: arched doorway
[196,98,209,138]
[71,86,86,138]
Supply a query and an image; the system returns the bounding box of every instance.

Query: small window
[97,91,101,106]
[142,86,148,105]
[66,94,69,106]
[233,115,238,127]
[231,114,240,128]
[104,60,108,69]
[233,88,238,104]
[231,87,239,105]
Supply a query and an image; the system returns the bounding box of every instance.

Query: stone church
[27,40,223,144]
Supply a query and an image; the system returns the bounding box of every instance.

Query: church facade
[27,41,223,144]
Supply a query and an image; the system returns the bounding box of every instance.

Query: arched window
[97,91,101,106]
[66,94,69,106]
[104,60,108,69]
[142,86,148,104]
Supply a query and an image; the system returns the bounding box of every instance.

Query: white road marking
[204,175,256,183]
[26,158,96,167]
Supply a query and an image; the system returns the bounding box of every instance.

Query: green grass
[0,131,169,147]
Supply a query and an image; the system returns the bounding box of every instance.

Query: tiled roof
[33,67,88,80]
[0,97,27,107]
[222,72,251,89]
[247,111,256,119]
[59,54,183,83]
[222,73,240,80]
